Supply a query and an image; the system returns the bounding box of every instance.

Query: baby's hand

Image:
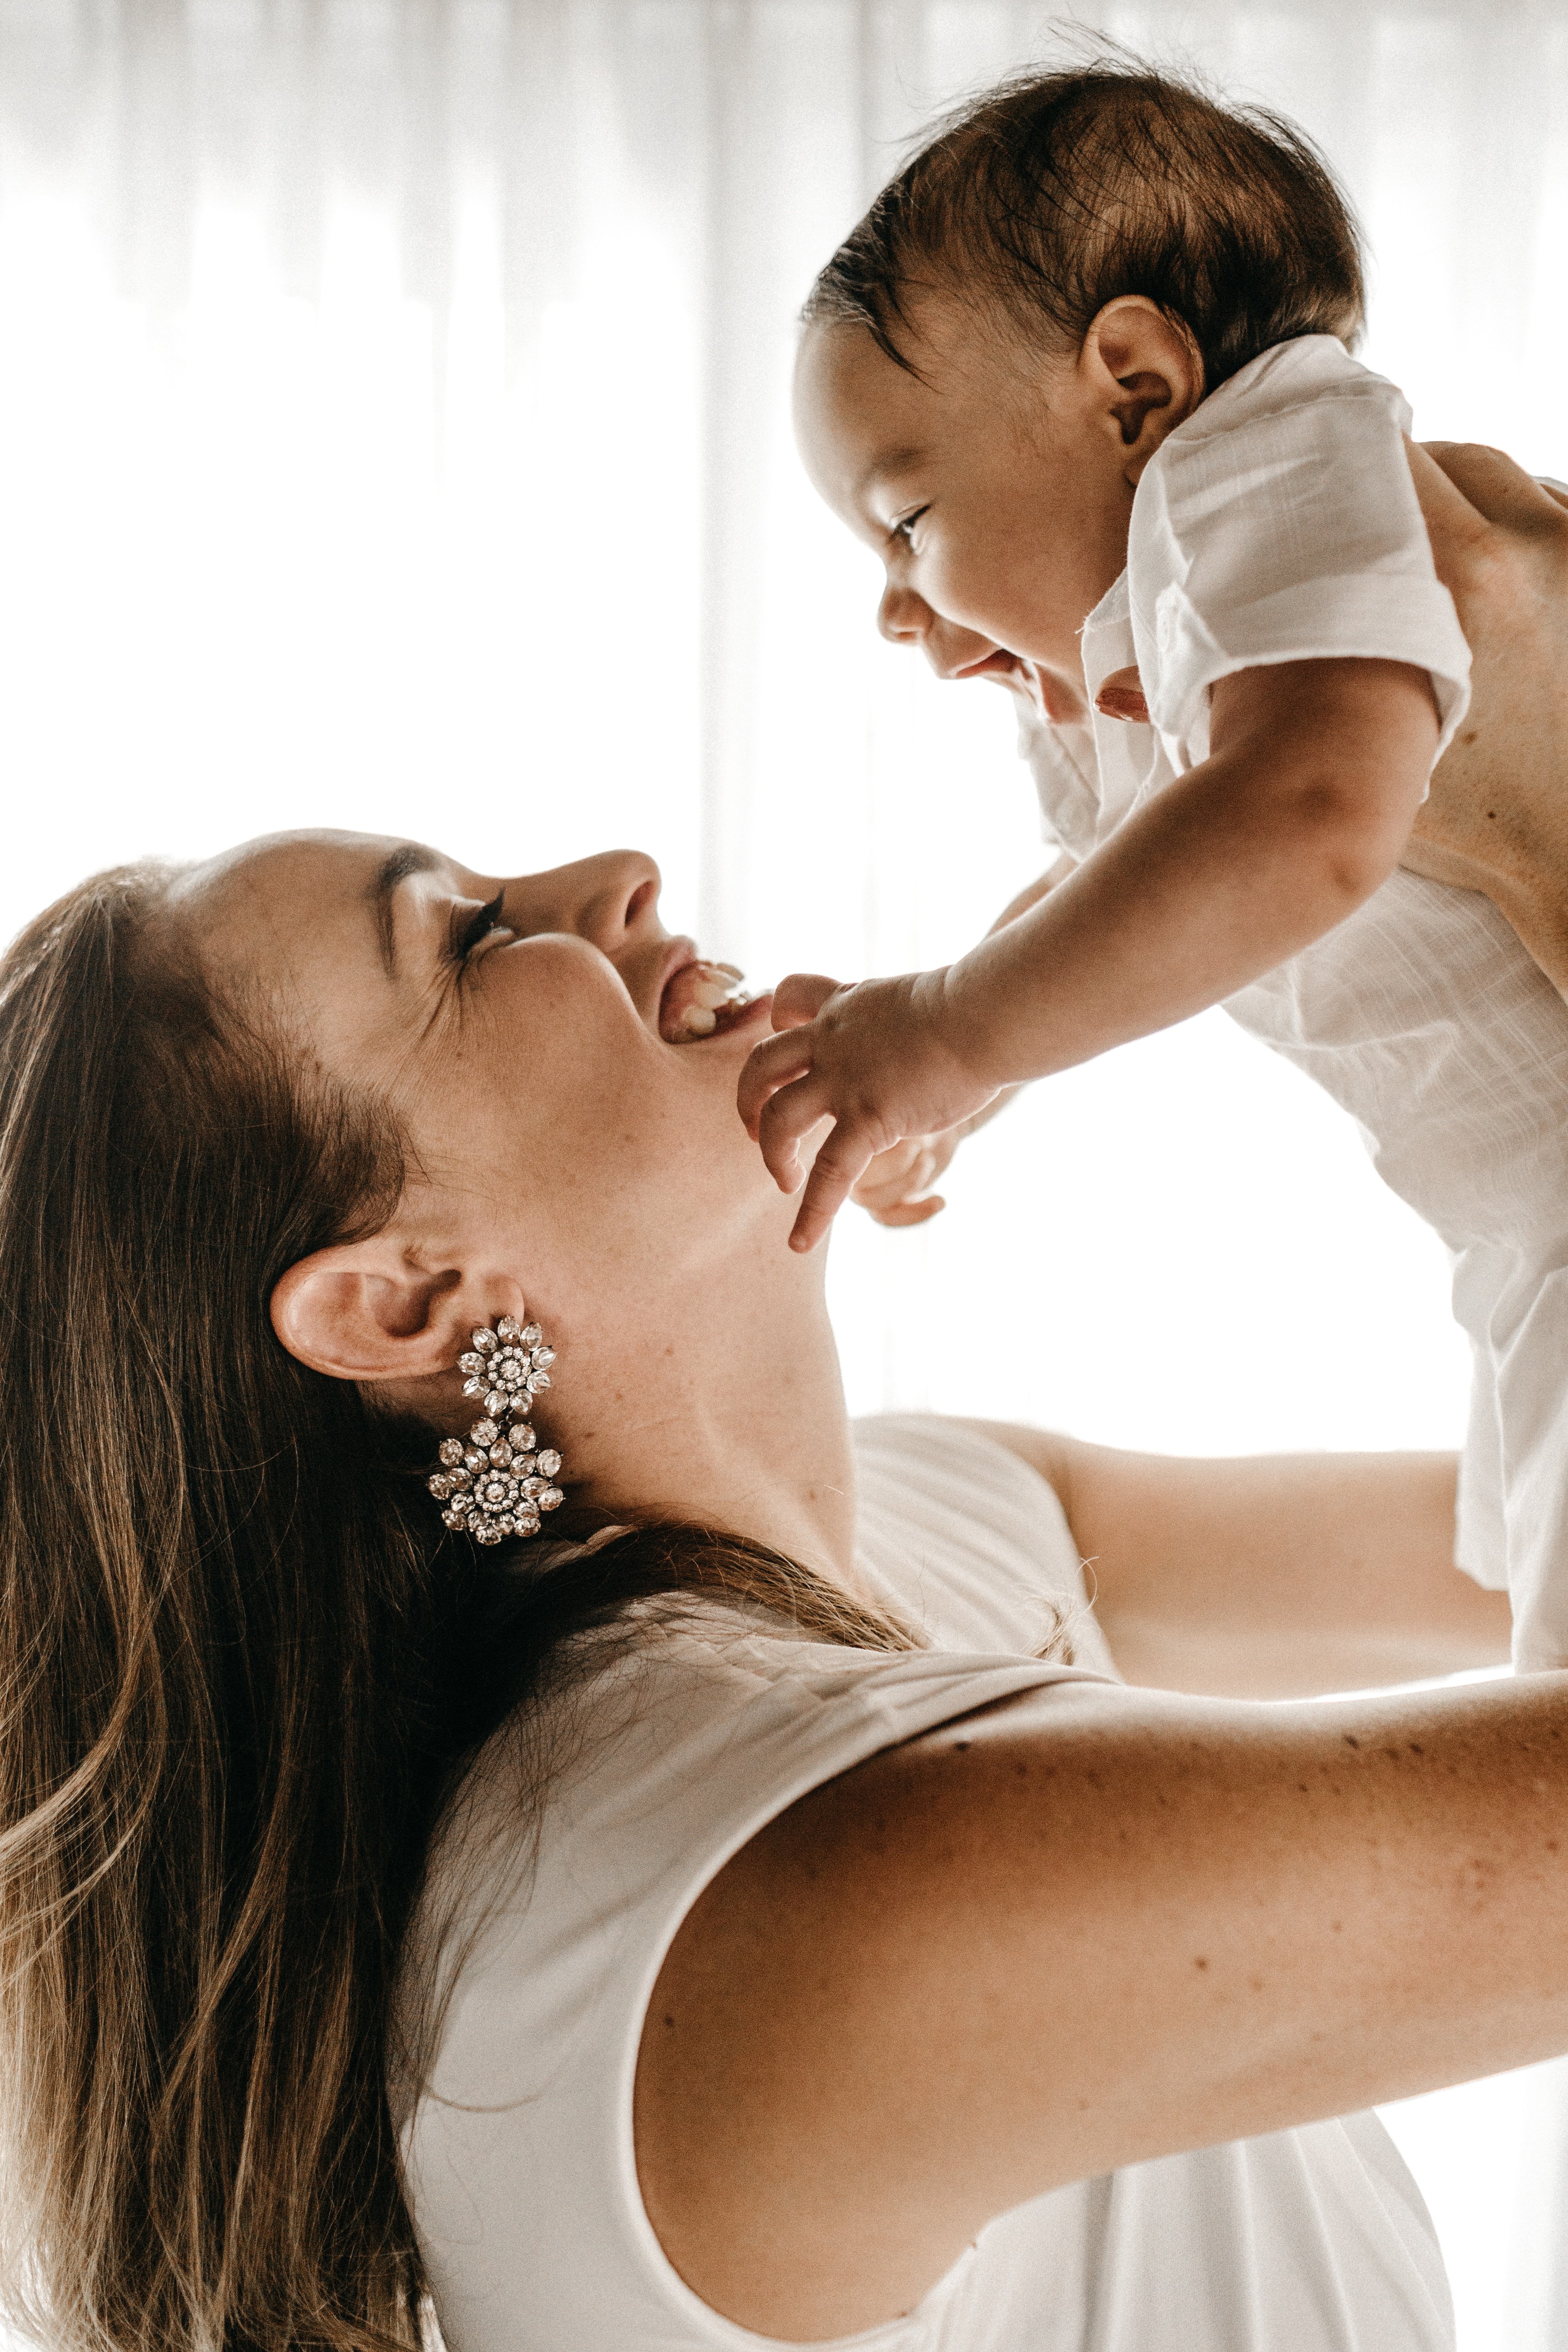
[850,1130,959,1228]
[737,970,1001,1252]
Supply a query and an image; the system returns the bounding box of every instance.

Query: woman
[0,450,1565,2352]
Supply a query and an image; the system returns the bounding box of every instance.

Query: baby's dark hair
[805,58,1365,395]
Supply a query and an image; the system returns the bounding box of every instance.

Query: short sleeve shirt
[1020,335,1472,862]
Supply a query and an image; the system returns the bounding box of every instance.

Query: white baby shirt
[1020,334,1568,1670]
[399,1415,1454,2352]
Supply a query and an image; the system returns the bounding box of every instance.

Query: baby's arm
[847,857,1077,1227]
[740,657,1436,1250]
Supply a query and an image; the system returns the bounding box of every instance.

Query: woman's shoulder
[422,1607,1087,1952]
[411,1415,1109,1995]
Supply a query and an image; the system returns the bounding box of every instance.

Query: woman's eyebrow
[370,843,441,972]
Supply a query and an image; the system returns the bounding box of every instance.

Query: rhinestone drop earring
[425,1313,565,1545]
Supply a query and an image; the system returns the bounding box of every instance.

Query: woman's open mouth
[658,956,765,1043]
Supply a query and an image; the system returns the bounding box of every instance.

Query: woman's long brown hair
[0,863,914,2352]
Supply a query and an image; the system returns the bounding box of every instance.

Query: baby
[739,62,1568,1670]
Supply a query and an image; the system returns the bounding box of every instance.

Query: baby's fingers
[755,1072,834,1193]
[851,1139,936,1215]
[771,971,845,1029]
[864,1192,946,1229]
[738,1028,816,1140]
[789,1122,881,1253]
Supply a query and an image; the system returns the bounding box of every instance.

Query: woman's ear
[271,1241,516,1384]
[1081,297,1204,475]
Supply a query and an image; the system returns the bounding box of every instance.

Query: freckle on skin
[1194,1956,1209,1971]
[1409,1743,1424,1755]
[1343,1735,1360,1749]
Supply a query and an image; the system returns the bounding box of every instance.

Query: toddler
[739,62,1568,1670]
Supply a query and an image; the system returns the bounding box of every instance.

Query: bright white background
[1,1,1566,2344]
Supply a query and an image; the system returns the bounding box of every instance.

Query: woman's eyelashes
[452,891,512,965]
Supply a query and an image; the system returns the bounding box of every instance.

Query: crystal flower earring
[425,1312,565,1545]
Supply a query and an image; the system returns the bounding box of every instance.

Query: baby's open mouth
[659,958,756,1042]
[959,649,1026,683]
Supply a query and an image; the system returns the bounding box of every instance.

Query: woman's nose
[526,849,663,953]
[877,579,932,647]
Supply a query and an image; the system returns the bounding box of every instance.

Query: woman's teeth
[662,959,753,1041]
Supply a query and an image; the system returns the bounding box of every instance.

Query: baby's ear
[1082,298,1204,467]
[271,1241,519,1384]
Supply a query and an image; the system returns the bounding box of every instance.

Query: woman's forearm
[1404,442,1568,995]
[1404,789,1568,1000]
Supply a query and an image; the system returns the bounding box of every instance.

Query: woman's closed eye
[451,891,513,965]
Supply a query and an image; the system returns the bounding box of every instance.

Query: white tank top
[398,1415,1454,2351]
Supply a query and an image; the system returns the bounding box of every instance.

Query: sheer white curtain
[0,3,1565,2345]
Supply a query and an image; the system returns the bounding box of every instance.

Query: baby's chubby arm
[739,657,1437,1251]
[845,857,1076,1227]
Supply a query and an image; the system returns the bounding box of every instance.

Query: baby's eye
[889,506,929,548]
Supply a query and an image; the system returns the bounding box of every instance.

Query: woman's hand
[1404,442,1568,991]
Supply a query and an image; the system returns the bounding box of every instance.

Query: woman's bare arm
[637,1668,1568,2341]
[963,1420,1510,1696]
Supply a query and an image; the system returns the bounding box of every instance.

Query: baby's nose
[877,580,931,646]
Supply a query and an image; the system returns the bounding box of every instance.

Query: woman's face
[172,829,793,1330]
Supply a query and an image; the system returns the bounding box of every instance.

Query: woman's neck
[564,1233,861,1597]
